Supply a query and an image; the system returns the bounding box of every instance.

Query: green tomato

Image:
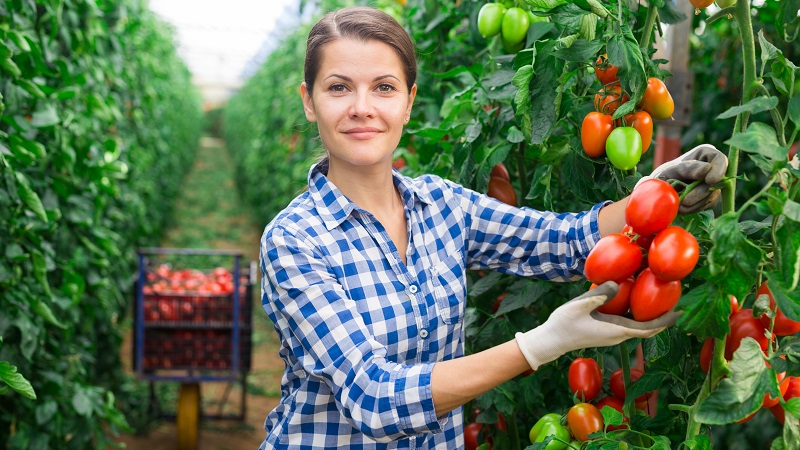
[568,440,582,450]
[501,7,530,45]
[529,413,568,449]
[606,126,642,170]
[501,34,525,53]
[477,3,507,38]
[715,0,736,7]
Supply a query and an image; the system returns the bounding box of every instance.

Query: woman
[259,6,726,449]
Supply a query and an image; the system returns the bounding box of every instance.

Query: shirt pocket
[428,254,466,325]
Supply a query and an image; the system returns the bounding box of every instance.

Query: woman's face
[301,38,416,171]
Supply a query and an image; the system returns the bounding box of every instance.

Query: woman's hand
[636,144,728,214]
[515,281,679,370]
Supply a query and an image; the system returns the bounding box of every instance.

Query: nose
[349,89,375,119]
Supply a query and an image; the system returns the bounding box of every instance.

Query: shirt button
[419,329,429,339]
[408,285,418,294]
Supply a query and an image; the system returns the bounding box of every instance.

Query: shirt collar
[307,160,434,231]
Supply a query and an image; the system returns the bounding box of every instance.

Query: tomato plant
[568,358,603,402]
[583,234,642,284]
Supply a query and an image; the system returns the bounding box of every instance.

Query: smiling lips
[343,127,383,140]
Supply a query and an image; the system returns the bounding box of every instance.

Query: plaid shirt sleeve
[262,222,445,443]
[443,179,607,281]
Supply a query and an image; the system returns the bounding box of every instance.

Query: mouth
[343,127,383,140]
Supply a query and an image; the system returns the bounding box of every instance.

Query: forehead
[316,38,405,82]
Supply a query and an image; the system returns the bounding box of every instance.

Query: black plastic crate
[133,248,255,382]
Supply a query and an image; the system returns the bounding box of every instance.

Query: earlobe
[300,82,317,123]
[406,83,417,118]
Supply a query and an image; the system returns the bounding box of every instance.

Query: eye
[376,83,397,93]
[327,83,348,93]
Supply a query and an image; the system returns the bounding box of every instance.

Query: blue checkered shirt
[259,162,605,449]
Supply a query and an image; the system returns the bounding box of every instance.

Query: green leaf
[682,435,712,450]
[507,126,525,144]
[8,31,31,52]
[716,96,779,120]
[696,338,775,424]
[785,199,800,222]
[554,38,603,63]
[676,282,731,339]
[707,213,763,310]
[15,79,46,99]
[35,400,58,425]
[599,404,624,427]
[786,398,800,418]
[724,122,787,163]
[765,273,800,323]
[626,370,665,403]
[32,298,64,328]
[0,361,36,399]
[525,0,568,11]
[14,172,48,222]
[607,28,647,118]
[776,0,800,43]
[72,389,93,417]
[776,220,800,291]
[496,279,550,315]
[758,30,781,69]
[528,43,564,145]
[788,94,800,128]
[467,271,506,300]
[31,250,52,298]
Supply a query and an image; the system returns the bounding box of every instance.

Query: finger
[657,161,712,183]
[705,154,728,185]
[678,189,720,214]
[591,309,681,331]
[684,144,721,163]
[681,184,712,208]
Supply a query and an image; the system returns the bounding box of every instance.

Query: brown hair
[304,6,417,94]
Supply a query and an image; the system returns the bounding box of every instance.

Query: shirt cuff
[392,363,448,435]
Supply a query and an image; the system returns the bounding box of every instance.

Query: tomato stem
[705,7,736,25]
[639,4,659,50]
[678,180,702,205]
[618,343,637,420]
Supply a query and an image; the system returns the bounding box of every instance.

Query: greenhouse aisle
[119,136,283,450]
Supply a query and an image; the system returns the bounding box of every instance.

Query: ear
[405,83,417,119]
[300,82,317,123]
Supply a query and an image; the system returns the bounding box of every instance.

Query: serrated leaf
[468,271,506,300]
[717,96,779,120]
[676,282,731,339]
[528,43,563,144]
[725,123,787,163]
[0,361,36,399]
[707,213,763,302]
[776,220,800,291]
[599,404,625,426]
[526,0,568,11]
[696,338,775,424]
[496,279,550,315]
[785,94,800,127]
[626,370,665,403]
[758,30,781,68]
[607,29,647,117]
[765,274,800,323]
[682,435,712,450]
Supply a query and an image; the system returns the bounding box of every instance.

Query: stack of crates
[133,248,254,382]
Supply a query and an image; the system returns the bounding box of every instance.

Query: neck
[326,160,401,215]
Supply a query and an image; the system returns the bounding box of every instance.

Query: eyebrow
[323,74,401,83]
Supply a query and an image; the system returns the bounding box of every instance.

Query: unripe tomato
[594,84,629,115]
[629,268,682,321]
[605,127,642,170]
[477,3,507,38]
[581,112,614,158]
[757,281,800,336]
[567,403,604,442]
[594,396,627,430]
[501,7,530,45]
[623,111,653,154]
[726,309,769,360]
[647,226,699,281]
[591,277,633,315]
[568,357,603,402]
[594,53,619,86]
[584,234,643,284]
[715,0,736,7]
[638,78,674,120]
[625,179,679,236]
[487,176,517,206]
[529,413,569,448]
[501,35,525,54]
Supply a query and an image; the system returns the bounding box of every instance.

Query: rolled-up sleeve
[262,224,446,442]
[445,180,608,281]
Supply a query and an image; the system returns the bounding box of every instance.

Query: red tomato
[769,377,800,424]
[595,54,619,85]
[568,357,603,402]
[487,176,517,206]
[584,234,642,284]
[629,268,682,321]
[647,226,700,281]
[625,179,679,236]
[490,163,510,181]
[567,403,604,442]
[591,277,633,315]
[610,368,649,402]
[690,0,714,8]
[762,370,789,409]
[623,111,653,154]
[726,309,769,360]
[594,83,629,115]
[594,396,627,430]
[757,281,800,336]
[158,301,177,321]
[490,293,508,314]
[581,112,614,158]
[730,295,740,315]
[638,78,675,120]
[464,422,482,450]
[496,412,507,432]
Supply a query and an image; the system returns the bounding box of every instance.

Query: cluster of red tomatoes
[142,264,245,323]
[464,409,508,450]
[700,283,800,424]
[582,55,675,171]
[142,329,237,370]
[584,179,699,321]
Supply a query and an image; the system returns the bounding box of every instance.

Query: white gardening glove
[515,282,679,371]
[635,144,728,214]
